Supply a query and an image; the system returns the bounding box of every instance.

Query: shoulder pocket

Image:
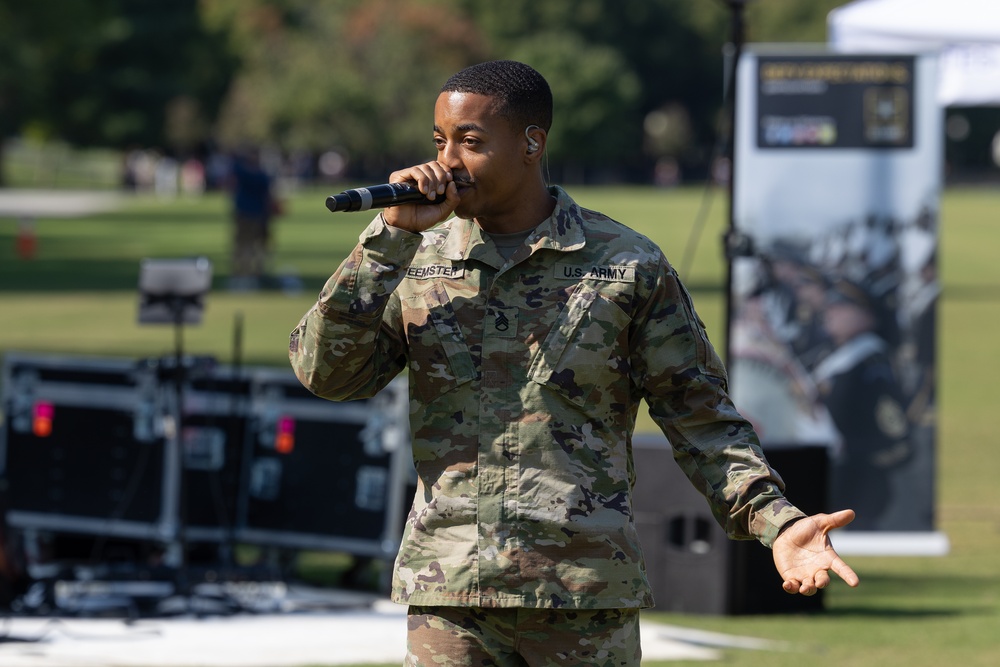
[675,279,728,378]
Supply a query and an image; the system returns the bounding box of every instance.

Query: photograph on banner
[729,50,940,534]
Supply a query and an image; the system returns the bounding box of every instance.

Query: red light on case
[33,401,55,437]
[275,416,295,454]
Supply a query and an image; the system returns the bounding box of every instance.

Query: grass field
[1,184,998,666]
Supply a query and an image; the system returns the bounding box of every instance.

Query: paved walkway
[0,189,122,219]
[0,588,793,665]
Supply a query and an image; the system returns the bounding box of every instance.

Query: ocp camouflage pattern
[289,186,805,610]
[405,605,641,666]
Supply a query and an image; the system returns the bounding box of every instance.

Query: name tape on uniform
[554,263,635,282]
[406,265,465,280]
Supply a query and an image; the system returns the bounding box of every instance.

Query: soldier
[814,279,912,530]
[290,60,858,666]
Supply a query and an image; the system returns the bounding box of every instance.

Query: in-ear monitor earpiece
[525,124,541,154]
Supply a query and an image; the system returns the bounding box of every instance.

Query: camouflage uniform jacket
[289,186,806,609]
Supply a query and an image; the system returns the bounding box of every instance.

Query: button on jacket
[289,186,805,610]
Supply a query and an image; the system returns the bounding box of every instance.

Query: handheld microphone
[325,182,433,212]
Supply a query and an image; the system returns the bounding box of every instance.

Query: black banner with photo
[730,49,946,553]
[756,54,915,149]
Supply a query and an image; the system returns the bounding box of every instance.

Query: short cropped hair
[441,60,553,132]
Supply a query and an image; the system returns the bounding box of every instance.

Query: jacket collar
[435,186,586,263]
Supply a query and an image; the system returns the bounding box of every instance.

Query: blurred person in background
[290,60,858,666]
[814,279,912,530]
[228,147,278,291]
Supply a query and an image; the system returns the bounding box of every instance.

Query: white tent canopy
[828,0,1000,106]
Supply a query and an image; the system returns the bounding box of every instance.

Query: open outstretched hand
[772,509,860,596]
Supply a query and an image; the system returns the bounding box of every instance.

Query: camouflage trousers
[405,606,641,667]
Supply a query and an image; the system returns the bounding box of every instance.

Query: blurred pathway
[0,589,800,665]
[0,189,122,219]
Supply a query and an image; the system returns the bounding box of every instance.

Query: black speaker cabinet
[236,371,412,559]
[178,368,252,542]
[1,352,414,570]
[632,434,828,615]
[1,354,173,541]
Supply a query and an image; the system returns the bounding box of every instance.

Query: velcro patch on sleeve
[554,263,635,282]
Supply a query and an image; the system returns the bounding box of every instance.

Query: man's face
[823,301,874,345]
[433,91,527,226]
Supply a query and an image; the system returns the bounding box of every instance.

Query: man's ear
[524,125,545,160]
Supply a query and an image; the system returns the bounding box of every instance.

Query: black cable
[677,1,747,283]
[676,128,728,284]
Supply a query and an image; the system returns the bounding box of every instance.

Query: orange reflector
[33,401,54,437]
[275,416,295,454]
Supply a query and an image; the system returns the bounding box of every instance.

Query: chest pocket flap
[403,283,476,403]
[528,282,631,407]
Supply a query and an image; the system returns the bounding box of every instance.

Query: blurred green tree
[0,1,113,183]
[1,0,849,185]
[745,0,847,43]
[0,0,234,168]
[466,0,732,177]
[504,31,641,178]
[203,0,489,176]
